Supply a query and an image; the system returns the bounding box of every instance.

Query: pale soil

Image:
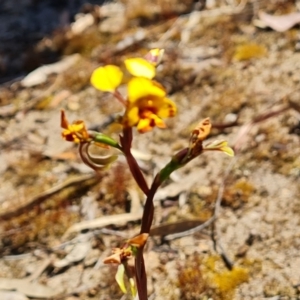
[0,1,300,299]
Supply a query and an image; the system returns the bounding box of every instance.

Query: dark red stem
[120,127,149,196]
[120,127,164,300]
[135,174,162,300]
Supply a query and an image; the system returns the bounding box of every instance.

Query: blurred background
[0,0,106,82]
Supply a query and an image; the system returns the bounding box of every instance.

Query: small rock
[0,291,29,300]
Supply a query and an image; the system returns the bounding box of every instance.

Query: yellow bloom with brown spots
[123,77,177,133]
[61,110,91,143]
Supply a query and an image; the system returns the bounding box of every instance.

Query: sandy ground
[0,1,300,299]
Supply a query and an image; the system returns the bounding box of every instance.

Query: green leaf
[159,159,182,182]
[92,133,122,150]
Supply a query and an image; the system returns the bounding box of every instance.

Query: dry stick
[164,157,237,241]
[210,104,293,268]
[211,221,234,270]
[213,87,300,133]
[205,101,297,270]
[212,156,237,257]
[207,159,237,271]
[0,173,97,221]
[210,104,291,268]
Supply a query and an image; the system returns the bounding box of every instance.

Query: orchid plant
[61,49,233,299]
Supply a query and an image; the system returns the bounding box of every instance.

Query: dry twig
[0,174,98,221]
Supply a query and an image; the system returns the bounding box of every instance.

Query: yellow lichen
[223,178,255,208]
[203,255,249,300]
[213,267,249,294]
[177,253,208,299]
[233,43,267,61]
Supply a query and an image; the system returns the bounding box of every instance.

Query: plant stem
[120,127,156,299]
[140,174,161,233]
[113,90,127,106]
[135,174,162,300]
[135,246,147,300]
[120,127,149,195]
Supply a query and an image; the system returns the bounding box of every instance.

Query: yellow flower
[90,49,165,93]
[124,57,156,79]
[61,110,91,143]
[123,77,177,133]
[90,65,123,92]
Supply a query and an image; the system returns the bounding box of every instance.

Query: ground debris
[0,277,61,298]
[1,0,300,299]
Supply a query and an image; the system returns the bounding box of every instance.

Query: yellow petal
[152,114,166,128]
[69,122,84,132]
[91,65,123,92]
[220,146,235,157]
[204,140,235,157]
[137,118,152,133]
[124,57,156,79]
[125,105,139,126]
[156,98,177,118]
[128,78,166,103]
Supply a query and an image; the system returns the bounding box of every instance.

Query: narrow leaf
[92,132,122,150]
[116,264,127,294]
